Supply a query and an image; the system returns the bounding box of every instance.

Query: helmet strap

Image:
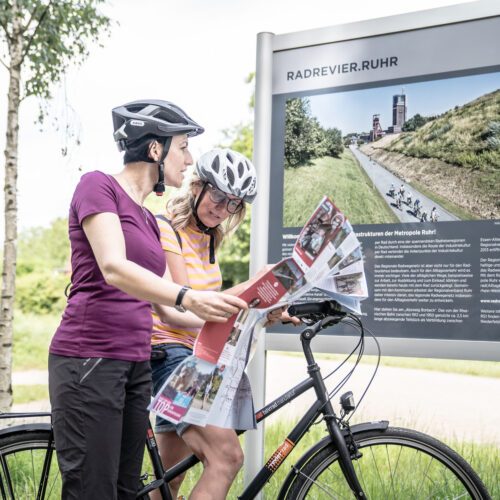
[153,137,173,196]
[191,183,218,264]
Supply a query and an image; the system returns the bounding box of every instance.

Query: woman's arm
[83,212,246,322]
[152,251,205,328]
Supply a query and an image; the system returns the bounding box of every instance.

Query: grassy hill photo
[365,89,500,219]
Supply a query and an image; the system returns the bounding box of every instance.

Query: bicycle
[0,300,491,499]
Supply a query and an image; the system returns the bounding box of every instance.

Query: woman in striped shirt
[150,148,284,500]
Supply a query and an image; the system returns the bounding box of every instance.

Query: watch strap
[175,285,191,311]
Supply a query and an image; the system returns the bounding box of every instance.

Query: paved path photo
[350,145,460,223]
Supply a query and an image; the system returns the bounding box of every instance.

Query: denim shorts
[151,343,193,435]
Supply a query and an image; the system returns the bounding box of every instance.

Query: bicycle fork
[302,330,366,499]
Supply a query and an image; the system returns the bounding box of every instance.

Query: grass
[170,418,499,498]
[12,311,59,371]
[283,151,398,227]
[12,311,500,380]
[12,385,49,405]
[385,89,500,217]
[276,351,500,378]
[0,447,61,499]
[388,90,500,171]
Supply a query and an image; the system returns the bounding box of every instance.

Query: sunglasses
[206,184,244,214]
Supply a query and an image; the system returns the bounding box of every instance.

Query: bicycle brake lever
[320,314,347,329]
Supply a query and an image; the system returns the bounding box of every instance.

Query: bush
[15,271,69,314]
[284,98,343,168]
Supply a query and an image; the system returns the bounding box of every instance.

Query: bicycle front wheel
[0,429,61,499]
[283,427,490,499]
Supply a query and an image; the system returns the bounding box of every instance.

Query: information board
[254,1,500,360]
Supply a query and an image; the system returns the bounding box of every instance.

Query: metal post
[244,31,274,497]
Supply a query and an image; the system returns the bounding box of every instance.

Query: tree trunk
[0,5,23,411]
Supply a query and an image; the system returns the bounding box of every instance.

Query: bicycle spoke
[295,466,348,499]
[390,444,404,497]
[369,443,388,498]
[46,468,61,500]
[0,454,14,499]
[384,444,397,499]
[284,429,488,500]
[31,449,37,498]
[353,456,369,496]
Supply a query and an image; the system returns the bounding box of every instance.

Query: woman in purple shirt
[48,100,246,500]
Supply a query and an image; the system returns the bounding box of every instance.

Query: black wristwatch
[174,285,191,313]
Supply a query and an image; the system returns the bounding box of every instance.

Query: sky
[308,71,500,134]
[0,0,473,236]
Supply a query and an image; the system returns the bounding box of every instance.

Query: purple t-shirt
[50,171,166,362]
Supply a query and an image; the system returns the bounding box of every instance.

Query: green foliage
[0,0,111,101]
[17,217,69,275]
[284,98,343,168]
[388,89,500,170]
[323,127,344,157]
[218,123,253,285]
[402,113,435,131]
[483,120,500,151]
[14,218,70,314]
[13,311,60,371]
[284,98,318,168]
[220,122,254,159]
[15,270,68,314]
[218,214,251,288]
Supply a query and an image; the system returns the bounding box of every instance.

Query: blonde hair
[165,173,246,250]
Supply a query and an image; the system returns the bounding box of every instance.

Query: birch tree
[0,0,110,410]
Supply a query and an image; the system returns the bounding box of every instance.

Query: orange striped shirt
[151,219,222,348]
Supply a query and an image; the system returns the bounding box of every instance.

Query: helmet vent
[226,167,235,186]
[211,156,220,173]
[238,162,245,177]
[241,178,251,191]
[157,109,186,124]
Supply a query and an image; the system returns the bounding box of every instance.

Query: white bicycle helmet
[195,148,257,203]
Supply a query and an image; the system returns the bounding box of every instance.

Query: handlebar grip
[288,300,341,317]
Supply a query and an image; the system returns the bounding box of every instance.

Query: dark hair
[123,134,168,164]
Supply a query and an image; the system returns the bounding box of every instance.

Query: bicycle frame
[140,318,371,500]
[0,316,371,500]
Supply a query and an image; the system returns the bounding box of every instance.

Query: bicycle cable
[311,317,366,425]
[344,316,381,422]
[325,320,365,402]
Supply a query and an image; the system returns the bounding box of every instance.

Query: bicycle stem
[301,322,367,499]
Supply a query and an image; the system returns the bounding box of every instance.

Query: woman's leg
[150,345,194,499]
[182,425,244,500]
[49,354,131,500]
[118,360,152,499]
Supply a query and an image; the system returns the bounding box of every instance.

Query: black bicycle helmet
[112,100,204,195]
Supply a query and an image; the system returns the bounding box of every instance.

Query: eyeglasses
[206,184,244,214]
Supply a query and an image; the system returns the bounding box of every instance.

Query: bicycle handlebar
[288,300,344,318]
